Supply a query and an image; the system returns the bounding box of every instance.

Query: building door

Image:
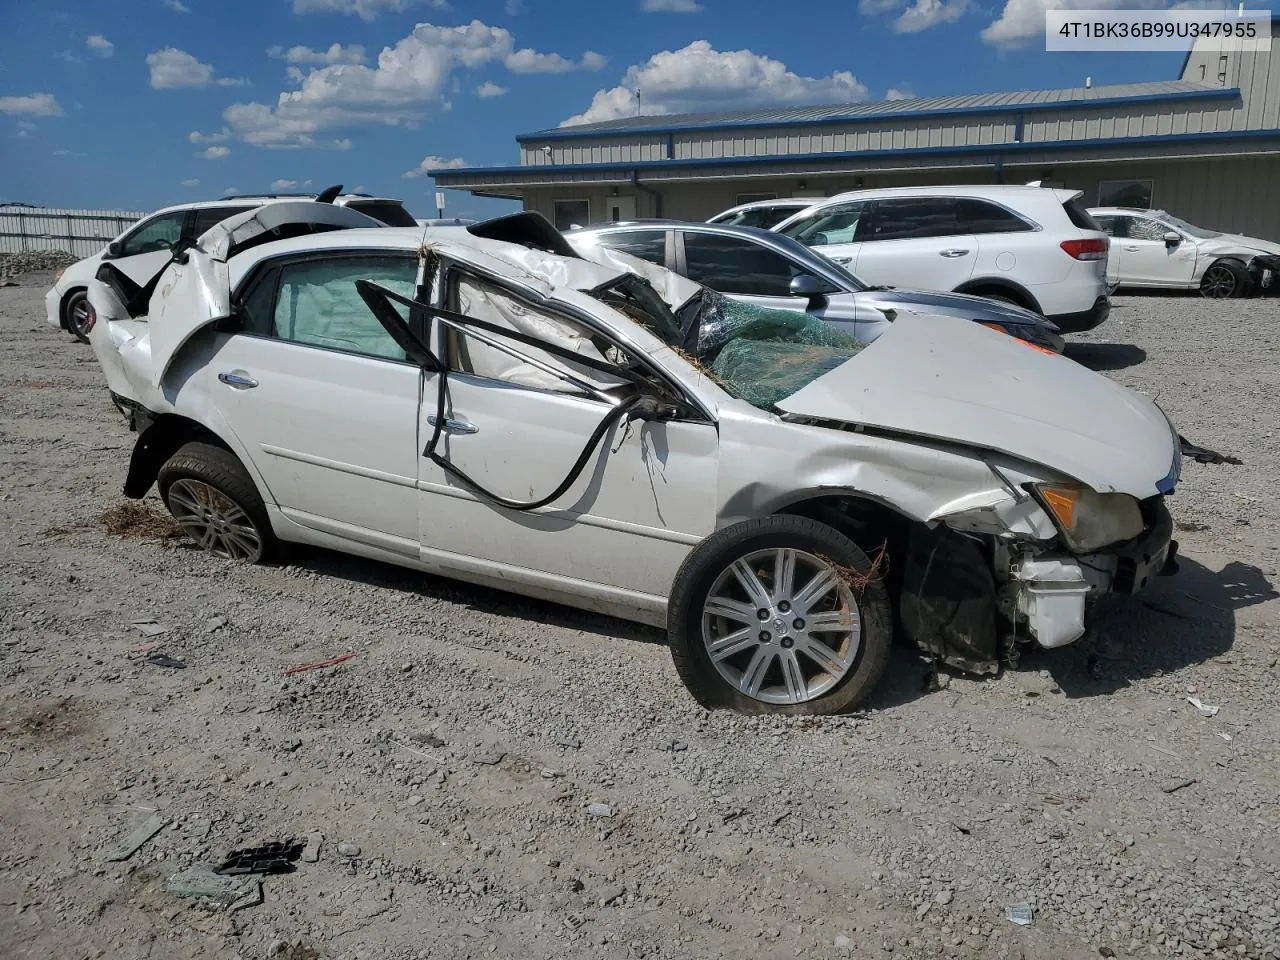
[605,195,636,222]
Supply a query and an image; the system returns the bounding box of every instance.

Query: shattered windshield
[589,274,864,411]
[1157,212,1222,239]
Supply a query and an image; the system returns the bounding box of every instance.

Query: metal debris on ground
[228,881,264,912]
[1187,695,1220,717]
[165,865,248,904]
[215,839,305,875]
[131,621,170,637]
[1005,903,1034,926]
[145,652,187,669]
[587,802,613,818]
[100,812,169,862]
[283,652,356,675]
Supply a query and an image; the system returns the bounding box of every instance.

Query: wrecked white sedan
[86,206,1184,714]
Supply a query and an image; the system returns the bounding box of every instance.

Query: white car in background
[45,188,415,342]
[773,185,1113,333]
[1088,206,1280,298]
[707,198,816,230]
[82,205,1187,715]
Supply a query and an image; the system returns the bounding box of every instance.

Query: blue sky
[2,0,1197,220]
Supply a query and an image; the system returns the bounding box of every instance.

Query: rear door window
[958,199,1032,235]
[863,197,963,242]
[597,230,668,266]
[1062,196,1103,231]
[262,255,419,360]
[682,232,801,296]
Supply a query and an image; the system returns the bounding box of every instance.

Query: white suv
[773,185,1112,333]
[45,190,415,342]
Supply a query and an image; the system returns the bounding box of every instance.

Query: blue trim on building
[430,126,1280,179]
[512,87,1240,143]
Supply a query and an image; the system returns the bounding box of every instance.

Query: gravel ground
[2,268,1278,960]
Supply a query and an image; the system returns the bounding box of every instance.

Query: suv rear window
[192,206,256,237]
[344,200,417,227]
[1062,197,1102,231]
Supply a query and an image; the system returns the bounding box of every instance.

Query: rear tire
[64,290,94,343]
[667,516,892,715]
[157,441,278,563]
[1200,260,1251,299]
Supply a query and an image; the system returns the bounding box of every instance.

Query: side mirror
[105,240,122,259]
[790,274,833,308]
[1163,231,1181,245]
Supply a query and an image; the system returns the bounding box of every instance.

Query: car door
[101,209,191,286]
[676,230,862,339]
[774,199,868,268]
[852,197,978,290]
[208,252,425,556]
[1114,215,1197,286]
[413,268,719,609]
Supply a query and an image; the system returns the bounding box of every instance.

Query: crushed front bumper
[1011,499,1177,649]
[1248,254,1280,292]
[44,285,63,329]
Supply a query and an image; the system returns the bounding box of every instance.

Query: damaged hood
[564,233,702,312]
[775,312,1177,497]
[1198,233,1280,258]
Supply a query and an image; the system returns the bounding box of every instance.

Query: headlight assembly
[1030,483,1144,553]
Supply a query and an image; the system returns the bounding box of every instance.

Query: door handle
[1124,245,1140,251]
[427,415,478,435]
[217,372,258,388]
[831,256,854,265]
[939,249,970,258]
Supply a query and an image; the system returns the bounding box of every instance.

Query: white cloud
[291,0,449,21]
[267,42,367,65]
[221,186,240,195]
[895,0,967,32]
[580,50,607,71]
[181,177,201,186]
[189,127,231,143]
[86,34,114,57]
[223,19,602,147]
[504,0,525,11]
[163,0,191,11]
[0,93,63,116]
[198,145,231,158]
[858,0,903,12]
[476,80,507,98]
[403,154,466,178]
[885,85,915,100]
[641,0,703,11]
[562,41,868,127]
[147,48,214,88]
[52,149,86,156]
[55,50,82,64]
[982,0,1160,47]
[271,178,299,189]
[148,47,246,88]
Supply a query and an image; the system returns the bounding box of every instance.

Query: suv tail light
[1060,237,1108,261]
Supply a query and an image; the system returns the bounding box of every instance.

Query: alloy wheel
[69,296,95,339]
[700,548,861,705]
[166,478,264,561]
[1201,265,1237,298]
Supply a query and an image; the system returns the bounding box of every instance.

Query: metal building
[435,27,1280,240]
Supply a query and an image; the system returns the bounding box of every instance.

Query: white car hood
[1199,233,1280,257]
[775,313,1177,497]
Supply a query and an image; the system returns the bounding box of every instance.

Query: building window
[735,192,777,205]
[553,199,590,231]
[1098,179,1153,209]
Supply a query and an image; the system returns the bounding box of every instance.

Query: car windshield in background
[715,207,803,230]
[1157,212,1222,239]
[764,232,866,292]
[345,200,418,227]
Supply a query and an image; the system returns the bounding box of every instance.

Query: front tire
[64,290,94,343]
[1200,260,1251,299]
[157,441,278,563]
[667,516,892,715]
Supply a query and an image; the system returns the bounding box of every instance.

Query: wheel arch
[124,413,234,499]
[953,277,1043,314]
[58,285,88,330]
